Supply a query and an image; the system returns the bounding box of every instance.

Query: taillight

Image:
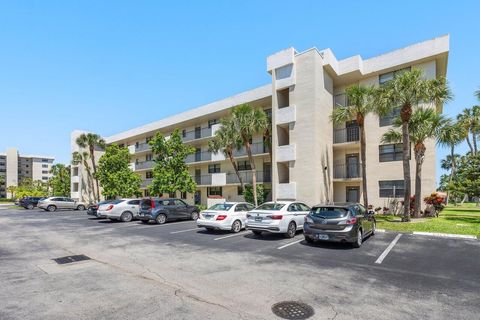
[216,215,227,221]
[94,205,98,209]
[150,199,155,209]
[106,204,114,211]
[346,217,357,225]
[268,215,283,220]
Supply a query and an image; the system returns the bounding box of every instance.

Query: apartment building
[71,35,449,208]
[0,148,55,198]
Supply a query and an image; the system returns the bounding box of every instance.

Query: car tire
[155,214,167,224]
[231,220,242,233]
[305,236,315,244]
[121,211,133,222]
[47,205,57,212]
[352,229,363,248]
[190,211,199,220]
[284,221,297,238]
[27,204,34,210]
[252,230,262,236]
[77,205,85,211]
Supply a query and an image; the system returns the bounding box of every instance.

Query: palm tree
[72,151,95,202]
[76,133,106,201]
[376,69,451,221]
[456,108,479,154]
[475,88,480,101]
[331,85,375,208]
[208,116,246,193]
[382,108,446,217]
[230,104,269,206]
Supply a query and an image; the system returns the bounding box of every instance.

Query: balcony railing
[194,175,213,186]
[135,160,155,170]
[185,151,212,163]
[182,127,212,142]
[135,143,151,153]
[333,163,362,179]
[232,142,269,158]
[333,126,360,144]
[226,171,271,184]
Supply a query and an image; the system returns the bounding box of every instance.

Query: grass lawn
[375,203,480,237]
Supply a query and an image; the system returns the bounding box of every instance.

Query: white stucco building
[70,35,449,208]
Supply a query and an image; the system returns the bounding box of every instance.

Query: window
[144,189,150,197]
[379,107,401,127]
[379,180,405,198]
[208,119,218,128]
[207,187,222,196]
[42,164,48,168]
[235,204,248,212]
[297,203,311,211]
[41,159,49,162]
[146,154,153,161]
[26,165,29,168]
[182,129,187,138]
[42,170,49,174]
[127,200,140,205]
[181,191,187,200]
[379,143,403,162]
[287,204,301,212]
[146,171,153,179]
[237,160,251,171]
[41,176,48,180]
[169,192,176,198]
[174,199,186,206]
[256,203,285,210]
[210,203,233,211]
[237,186,243,196]
[379,67,411,86]
[208,164,221,173]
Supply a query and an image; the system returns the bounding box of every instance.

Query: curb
[412,231,477,240]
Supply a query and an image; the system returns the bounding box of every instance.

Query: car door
[174,199,189,219]
[165,200,180,219]
[296,203,311,228]
[234,203,247,222]
[127,200,141,217]
[355,205,369,234]
[286,203,301,229]
[358,204,372,234]
[65,198,76,209]
[53,197,65,209]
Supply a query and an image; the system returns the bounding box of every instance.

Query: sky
[0,0,479,183]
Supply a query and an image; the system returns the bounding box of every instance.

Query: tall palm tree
[208,116,246,193]
[76,133,106,201]
[456,108,479,154]
[376,69,451,221]
[230,104,269,206]
[475,88,480,101]
[72,151,95,202]
[331,85,375,208]
[382,108,446,217]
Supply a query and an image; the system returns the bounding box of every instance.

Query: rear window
[311,207,349,218]
[208,203,233,211]
[110,200,124,205]
[256,203,285,211]
[141,199,153,209]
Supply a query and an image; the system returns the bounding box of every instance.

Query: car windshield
[311,207,349,218]
[208,203,233,211]
[255,203,285,211]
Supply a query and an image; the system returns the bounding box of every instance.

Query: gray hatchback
[303,203,375,248]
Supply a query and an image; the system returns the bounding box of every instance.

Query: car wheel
[27,204,34,210]
[353,229,363,248]
[121,211,133,222]
[77,205,85,211]
[155,214,167,224]
[304,236,314,244]
[284,221,297,238]
[231,220,242,233]
[252,230,262,236]
[190,211,199,220]
[47,205,57,212]
[371,221,376,236]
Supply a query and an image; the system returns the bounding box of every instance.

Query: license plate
[316,234,329,240]
[204,215,212,219]
[255,217,263,222]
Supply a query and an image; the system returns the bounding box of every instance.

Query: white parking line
[133,220,195,230]
[214,232,247,241]
[375,234,402,264]
[170,228,200,234]
[277,239,304,250]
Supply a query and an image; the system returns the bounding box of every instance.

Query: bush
[243,184,266,205]
[196,204,207,211]
[424,192,445,217]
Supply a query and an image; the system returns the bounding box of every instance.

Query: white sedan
[98,199,141,222]
[196,202,256,233]
[245,201,311,238]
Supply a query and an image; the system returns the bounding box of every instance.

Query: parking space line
[214,231,247,240]
[375,234,402,264]
[133,220,196,230]
[170,228,199,234]
[277,239,303,250]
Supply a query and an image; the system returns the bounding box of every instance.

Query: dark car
[87,200,113,218]
[303,203,376,248]
[138,198,200,224]
[19,197,45,210]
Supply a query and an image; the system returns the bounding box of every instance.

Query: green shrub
[243,184,267,205]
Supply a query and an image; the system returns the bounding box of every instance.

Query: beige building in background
[0,148,55,198]
[71,35,449,208]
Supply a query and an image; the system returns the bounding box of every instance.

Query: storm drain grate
[271,301,315,320]
[53,255,91,265]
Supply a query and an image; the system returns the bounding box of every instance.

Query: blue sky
[0,1,479,183]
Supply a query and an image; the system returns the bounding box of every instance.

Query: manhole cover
[53,254,91,265]
[271,301,314,319]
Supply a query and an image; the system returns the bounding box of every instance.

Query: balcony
[334,93,348,108]
[276,144,296,163]
[333,126,360,144]
[333,163,362,180]
[276,105,296,126]
[141,178,153,188]
[185,151,212,164]
[135,143,151,153]
[226,171,271,184]
[135,160,154,170]
[233,142,269,158]
[194,175,213,186]
[277,183,296,200]
[182,127,212,142]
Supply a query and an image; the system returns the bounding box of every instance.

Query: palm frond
[381,129,402,144]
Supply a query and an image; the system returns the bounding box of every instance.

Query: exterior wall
[5,148,18,198]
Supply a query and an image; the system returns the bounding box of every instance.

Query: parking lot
[1,208,479,320]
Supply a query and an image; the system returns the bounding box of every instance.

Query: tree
[15,178,48,198]
[243,184,267,205]
[72,151,96,203]
[6,186,17,199]
[452,153,480,205]
[475,88,480,101]
[96,144,142,198]
[148,129,196,196]
[376,69,451,221]
[76,133,106,202]
[382,108,446,217]
[49,164,71,196]
[209,116,245,193]
[230,104,269,206]
[331,85,375,208]
[456,107,480,154]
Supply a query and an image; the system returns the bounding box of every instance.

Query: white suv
[245,201,311,238]
[99,199,141,222]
